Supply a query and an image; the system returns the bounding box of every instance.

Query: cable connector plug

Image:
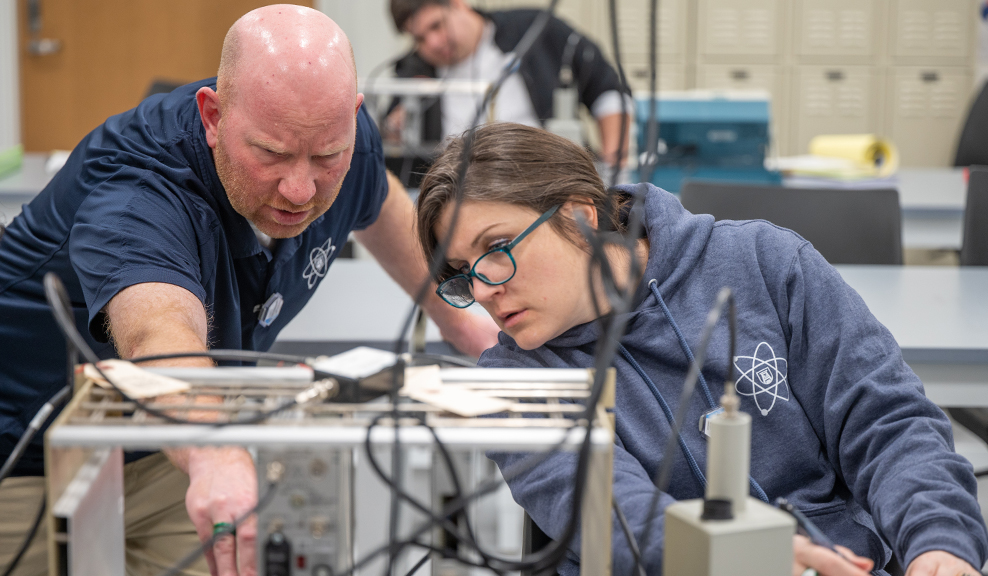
[295,379,337,405]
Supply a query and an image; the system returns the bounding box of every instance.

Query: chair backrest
[955,80,988,167]
[680,181,903,265]
[961,167,988,266]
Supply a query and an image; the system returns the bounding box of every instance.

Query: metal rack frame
[45,365,615,576]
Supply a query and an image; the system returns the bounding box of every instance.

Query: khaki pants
[0,453,209,576]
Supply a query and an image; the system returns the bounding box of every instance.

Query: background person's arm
[353,171,499,357]
[106,282,258,576]
[597,111,633,168]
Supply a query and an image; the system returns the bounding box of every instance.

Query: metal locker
[698,0,785,59]
[793,0,883,60]
[887,66,972,166]
[624,61,689,92]
[790,65,883,154]
[890,0,974,63]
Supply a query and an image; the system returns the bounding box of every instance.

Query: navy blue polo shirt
[0,78,388,476]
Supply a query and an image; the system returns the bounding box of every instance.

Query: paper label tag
[699,406,725,439]
[311,347,398,379]
[401,365,512,417]
[84,359,191,399]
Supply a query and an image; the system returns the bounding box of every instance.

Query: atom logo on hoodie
[734,342,790,416]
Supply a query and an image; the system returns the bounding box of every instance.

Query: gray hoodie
[480,184,988,575]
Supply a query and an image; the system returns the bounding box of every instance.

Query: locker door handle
[825,70,845,81]
[730,69,750,81]
[26,0,62,56]
[921,71,940,83]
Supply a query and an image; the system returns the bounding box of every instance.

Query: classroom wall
[3,1,988,153]
[315,0,408,81]
[0,0,20,152]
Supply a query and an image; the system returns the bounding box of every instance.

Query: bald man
[0,5,497,575]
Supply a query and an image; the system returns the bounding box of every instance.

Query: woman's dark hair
[416,122,630,282]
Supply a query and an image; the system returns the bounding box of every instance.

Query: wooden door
[18,0,312,152]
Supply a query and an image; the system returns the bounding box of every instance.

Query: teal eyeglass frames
[436,205,561,308]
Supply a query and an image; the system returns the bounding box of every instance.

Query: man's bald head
[217,4,357,108]
[197,5,366,239]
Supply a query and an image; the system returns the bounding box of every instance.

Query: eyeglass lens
[474,250,514,283]
[441,249,516,306]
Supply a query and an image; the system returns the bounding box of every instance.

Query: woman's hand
[905,550,980,576]
[793,534,874,576]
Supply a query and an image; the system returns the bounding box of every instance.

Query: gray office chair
[954,80,988,167]
[680,181,903,265]
[960,166,988,266]
[948,167,988,451]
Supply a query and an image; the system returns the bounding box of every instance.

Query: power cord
[0,385,71,484]
[43,272,331,427]
[613,496,646,576]
[632,288,738,574]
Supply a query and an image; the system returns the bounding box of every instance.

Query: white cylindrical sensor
[705,409,751,514]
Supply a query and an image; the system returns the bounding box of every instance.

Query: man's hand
[793,535,873,576]
[437,308,500,358]
[185,447,259,576]
[905,550,980,576]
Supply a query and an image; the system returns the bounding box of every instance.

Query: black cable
[156,478,281,576]
[612,496,646,576]
[364,412,514,572]
[640,0,661,186]
[400,549,434,575]
[607,0,631,190]
[378,0,636,560]
[43,273,306,427]
[0,495,45,576]
[0,385,71,484]
[346,418,582,576]
[380,2,568,573]
[635,287,736,565]
[129,349,309,365]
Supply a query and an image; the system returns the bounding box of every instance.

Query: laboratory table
[0,154,970,251]
[0,152,51,224]
[275,260,988,407]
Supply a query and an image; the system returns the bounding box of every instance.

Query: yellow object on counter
[808,134,899,177]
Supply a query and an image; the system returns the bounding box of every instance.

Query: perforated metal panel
[791,66,882,154]
[891,0,972,62]
[699,0,784,58]
[888,66,971,166]
[795,0,880,58]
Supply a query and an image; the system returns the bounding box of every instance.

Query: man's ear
[561,201,599,230]
[355,93,365,116]
[196,87,221,149]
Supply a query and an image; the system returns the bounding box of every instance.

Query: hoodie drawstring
[617,279,769,503]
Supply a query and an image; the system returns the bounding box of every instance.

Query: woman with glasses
[415,123,986,576]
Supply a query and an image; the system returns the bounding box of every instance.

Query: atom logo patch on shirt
[303,237,336,289]
[734,342,789,416]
